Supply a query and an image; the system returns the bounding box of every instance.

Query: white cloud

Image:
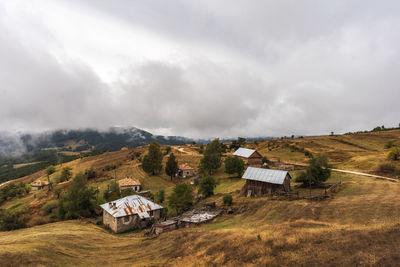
[1,0,400,138]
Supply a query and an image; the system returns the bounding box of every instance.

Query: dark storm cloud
[1,1,400,138]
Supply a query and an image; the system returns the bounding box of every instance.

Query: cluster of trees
[229,137,246,151]
[0,209,29,231]
[58,173,99,219]
[296,154,331,186]
[0,182,30,204]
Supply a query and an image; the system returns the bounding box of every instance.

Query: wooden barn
[233,148,263,166]
[241,167,291,197]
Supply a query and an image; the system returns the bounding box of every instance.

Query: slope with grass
[255,129,400,177]
[1,172,400,266]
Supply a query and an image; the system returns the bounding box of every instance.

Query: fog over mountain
[1,1,400,139]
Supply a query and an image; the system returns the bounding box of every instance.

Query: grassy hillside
[255,129,400,176]
[1,130,400,266]
[1,172,400,266]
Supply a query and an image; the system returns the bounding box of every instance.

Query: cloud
[0,0,400,139]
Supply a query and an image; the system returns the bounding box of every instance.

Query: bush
[223,194,233,206]
[42,200,59,215]
[377,163,396,173]
[0,209,29,230]
[155,189,165,203]
[85,168,96,179]
[385,140,397,149]
[388,147,400,161]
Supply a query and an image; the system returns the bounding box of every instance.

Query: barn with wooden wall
[233,148,263,166]
[241,167,291,197]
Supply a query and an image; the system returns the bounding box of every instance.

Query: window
[149,210,154,217]
[124,216,130,223]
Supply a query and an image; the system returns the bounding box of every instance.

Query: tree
[238,137,246,147]
[168,183,193,214]
[198,176,218,198]
[103,180,121,201]
[58,173,97,219]
[223,194,233,206]
[224,156,245,177]
[155,189,165,203]
[45,165,56,183]
[199,143,204,154]
[53,186,63,199]
[59,167,72,182]
[199,139,223,175]
[296,154,331,186]
[388,147,400,161]
[142,142,163,175]
[164,146,171,155]
[165,153,178,180]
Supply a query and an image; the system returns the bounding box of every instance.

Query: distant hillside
[0,127,192,183]
[0,127,192,156]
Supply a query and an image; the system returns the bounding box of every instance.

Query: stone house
[100,195,163,233]
[177,163,195,178]
[31,180,50,190]
[118,177,141,192]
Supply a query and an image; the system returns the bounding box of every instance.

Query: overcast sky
[1,0,399,138]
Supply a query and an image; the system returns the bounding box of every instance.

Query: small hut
[241,167,291,197]
[177,163,195,178]
[31,180,50,190]
[118,177,141,192]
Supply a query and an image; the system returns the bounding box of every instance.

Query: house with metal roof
[241,167,291,197]
[100,195,163,233]
[233,148,263,166]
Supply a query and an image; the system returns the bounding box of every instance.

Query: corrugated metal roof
[233,148,256,158]
[241,167,289,185]
[100,195,163,218]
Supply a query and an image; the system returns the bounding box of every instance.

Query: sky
[0,0,399,139]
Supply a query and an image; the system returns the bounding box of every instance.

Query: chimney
[113,203,117,209]
[108,203,113,209]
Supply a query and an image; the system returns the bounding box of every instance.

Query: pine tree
[165,153,178,180]
[199,139,222,175]
[142,142,163,175]
[224,156,245,177]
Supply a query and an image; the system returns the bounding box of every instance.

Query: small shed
[178,163,195,178]
[241,167,291,197]
[100,195,163,233]
[151,220,178,234]
[118,177,141,192]
[233,148,263,166]
[31,180,50,190]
